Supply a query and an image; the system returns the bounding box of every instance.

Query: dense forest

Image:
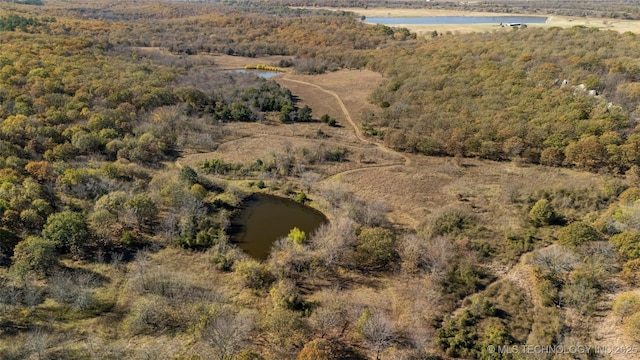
[2,0,640,359]
[367,27,640,173]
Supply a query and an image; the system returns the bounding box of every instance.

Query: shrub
[625,311,640,339]
[610,230,640,260]
[324,147,348,162]
[356,227,397,270]
[619,187,640,202]
[269,280,301,310]
[440,260,487,300]
[209,243,237,272]
[48,270,98,310]
[235,350,265,360]
[235,260,274,289]
[190,184,207,200]
[296,192,309,204]
[123,296,181,335]
[262,308,309,358]
[612,292,640,322]
[431,210,475,236]
[297,339,335,360]
[288,227,306,245]
[179,165,198,184]
[621,259,640,285]
[528,198,558,227]
[557,221,601,248]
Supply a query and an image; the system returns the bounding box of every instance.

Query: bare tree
[203,309,253,360]
[399,233,453,278]
[424,235,454,278]
[311,218,356,269]
[309,291,350,339]
[299,171,322,192]
[48,270,99,310]
[360,311,395,360]
[531,245,578,282]
[345,198,389,227]
[24,328,51,360]
[22,278,45,308]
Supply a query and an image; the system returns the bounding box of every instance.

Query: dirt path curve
[279,75,412,172]
[177,74,412,180]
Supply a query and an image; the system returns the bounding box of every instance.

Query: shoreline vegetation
[1,0,640,358]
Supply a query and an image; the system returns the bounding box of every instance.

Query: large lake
[230,193,328,260]
[365,16,547,25]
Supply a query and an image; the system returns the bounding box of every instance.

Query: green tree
[280,104,294,123]
[478,324,516,360]
[297,105,312,122]
[42,211,89,255]
[11,236,57,277]
[564,135,607,170]
[124,194,158,231]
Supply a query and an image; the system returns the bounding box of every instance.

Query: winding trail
[279,75,412,180]
[177,74,412,180]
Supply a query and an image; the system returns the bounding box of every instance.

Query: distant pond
[228,69,283,79]
[229,193,328,260]
[365,16,547,25]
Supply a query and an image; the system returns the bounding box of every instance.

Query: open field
[191,55,612,232]
[313,7,640,34]
[280,74,607,228]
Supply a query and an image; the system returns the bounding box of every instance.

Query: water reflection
[228,69,283,79]
[230,193,328,260]
[365,16,547,25]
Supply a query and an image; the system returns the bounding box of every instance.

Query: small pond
[365,16,547,25]
[228,69,283,79]
[229,193,328,260]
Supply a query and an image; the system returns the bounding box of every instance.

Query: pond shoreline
[228,192,328,260]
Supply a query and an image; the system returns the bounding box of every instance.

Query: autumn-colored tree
[24,161,53,182]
